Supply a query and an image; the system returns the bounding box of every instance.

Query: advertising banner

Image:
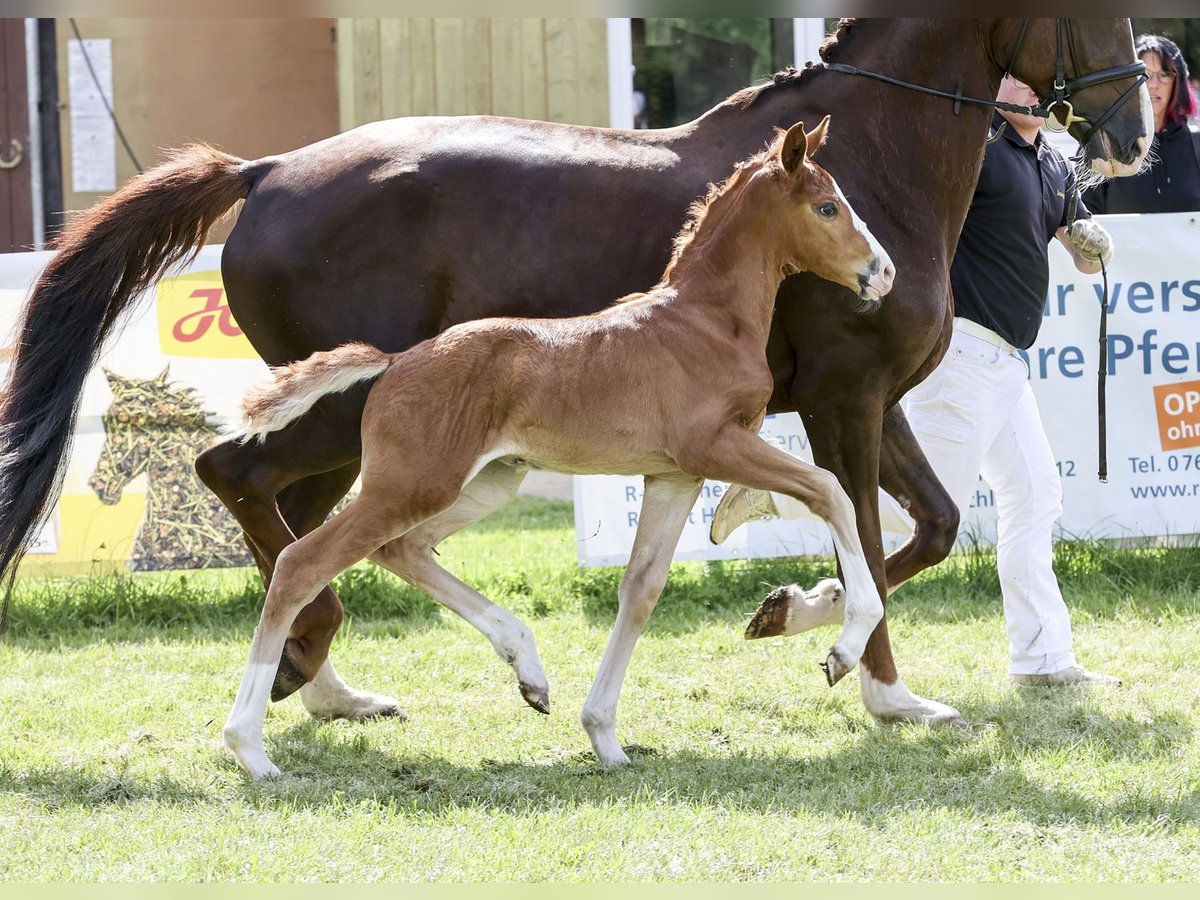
[0,246,268,576]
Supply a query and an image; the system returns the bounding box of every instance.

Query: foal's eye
[815,202,838,220]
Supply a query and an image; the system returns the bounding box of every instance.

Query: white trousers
[776,322,1077,675]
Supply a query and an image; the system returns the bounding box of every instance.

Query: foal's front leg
[581,474,702,767]
[684,427,884,686]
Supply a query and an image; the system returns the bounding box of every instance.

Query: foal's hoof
[271,647,310,702]
[520,682,551,714]
[745,586,792,639]
[820,648,852,687]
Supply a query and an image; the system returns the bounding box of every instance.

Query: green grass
[1,497,1198,881]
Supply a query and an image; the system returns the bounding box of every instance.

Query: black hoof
[271,648,309,702]
[520,682,551,714]
[818,658,835,687]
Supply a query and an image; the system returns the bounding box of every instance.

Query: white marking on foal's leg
[223,662,283,779]
[299,659,407,721]
[859,668,966,726]
[821,534,884,687]
[483,607,550,713]
[581,476,702,768]
[745,577,845,639]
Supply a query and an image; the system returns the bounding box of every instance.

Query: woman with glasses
[1082,34,1200,214]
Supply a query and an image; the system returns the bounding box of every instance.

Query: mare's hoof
[271,647,310,702]
[744,586,792,640]
[520,682,551,714]
[820,649,852,687]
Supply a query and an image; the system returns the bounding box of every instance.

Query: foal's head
[756,117,895,312]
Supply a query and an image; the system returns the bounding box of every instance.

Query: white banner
[575,212,1200,566]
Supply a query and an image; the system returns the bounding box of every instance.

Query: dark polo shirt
[951,113,1089,350]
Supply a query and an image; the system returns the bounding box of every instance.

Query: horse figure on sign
[0,20,1150,728]
[88,369,252,571]
[222,119,895,777]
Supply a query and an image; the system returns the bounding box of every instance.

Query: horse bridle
[817,19,1148,483]
[817,18,1146,149]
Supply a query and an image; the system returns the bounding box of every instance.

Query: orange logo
[1154,380,1200,451]
[157,272,257,358]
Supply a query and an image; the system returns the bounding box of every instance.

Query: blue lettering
[1107,333,1133,375]
[1163,343,1190,375]
[1162,280,1178,313]
[1055,282,1075,316]
[627,511,639,527]
[1058,345,1084,378]
[624,486,639,502]
[1139,329,1159,374]
[1183,280,1200,312]
[1096,281,1122,313]
[1126,281,1154,313]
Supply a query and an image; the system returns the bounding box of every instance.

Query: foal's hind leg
[682,427,884,687]
[369,461,550,713]
[197,421,360,701]
[224,496,420,778]
[581,474,702,767]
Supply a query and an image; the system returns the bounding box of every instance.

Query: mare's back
[221,115,745,365]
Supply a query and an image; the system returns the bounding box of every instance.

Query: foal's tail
[0,144,257,602]
[238,343,392,443]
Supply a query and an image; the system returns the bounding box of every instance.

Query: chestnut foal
[223,118,895,778]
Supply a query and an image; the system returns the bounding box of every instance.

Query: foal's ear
[804,115,831,159]
[779,121,809,175]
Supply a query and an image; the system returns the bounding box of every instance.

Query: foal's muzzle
[856,254,896,312]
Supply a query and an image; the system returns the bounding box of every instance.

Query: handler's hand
[1067,219,1114,266]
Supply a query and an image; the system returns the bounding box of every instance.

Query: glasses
[1145,70,1176,84]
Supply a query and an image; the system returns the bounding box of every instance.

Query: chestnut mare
[223,119,895,777]
[0,20,1149,729]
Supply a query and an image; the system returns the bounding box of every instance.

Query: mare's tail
[0,145,258,600]
[238,342,392,443]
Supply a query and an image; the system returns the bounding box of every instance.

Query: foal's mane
[654,143,775,288]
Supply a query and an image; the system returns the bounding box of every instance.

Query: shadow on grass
[204,692,1197,828]
[3,685,1194,827]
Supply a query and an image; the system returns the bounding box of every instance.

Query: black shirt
[951,114,1090,350]
[1081,120,1200,214]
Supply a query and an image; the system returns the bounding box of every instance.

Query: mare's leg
[197,416,360,701]
[876,404,960,593]
[369,461,550,712]
[682,428,883,686]
[802,404,964,726]
[581,474,702,767]
[223,495,424,778]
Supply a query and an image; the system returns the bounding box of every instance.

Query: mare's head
[760,117,895,313]
[999,18,1151,177]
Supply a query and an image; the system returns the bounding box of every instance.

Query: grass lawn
[0,497,1197,881]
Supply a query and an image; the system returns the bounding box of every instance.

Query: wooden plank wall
[338,18,610,130]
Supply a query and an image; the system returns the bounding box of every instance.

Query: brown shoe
[1012,665,1121,687]
[709,486,778,544]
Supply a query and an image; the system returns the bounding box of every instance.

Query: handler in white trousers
[712,77,1120,686]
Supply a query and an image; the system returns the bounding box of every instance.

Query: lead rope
[1097,256,1109,482]
[1068,180,1109,483]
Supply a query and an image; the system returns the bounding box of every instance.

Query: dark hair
[1136,34,1198,127]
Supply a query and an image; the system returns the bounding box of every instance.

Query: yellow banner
[156,271,257,358]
